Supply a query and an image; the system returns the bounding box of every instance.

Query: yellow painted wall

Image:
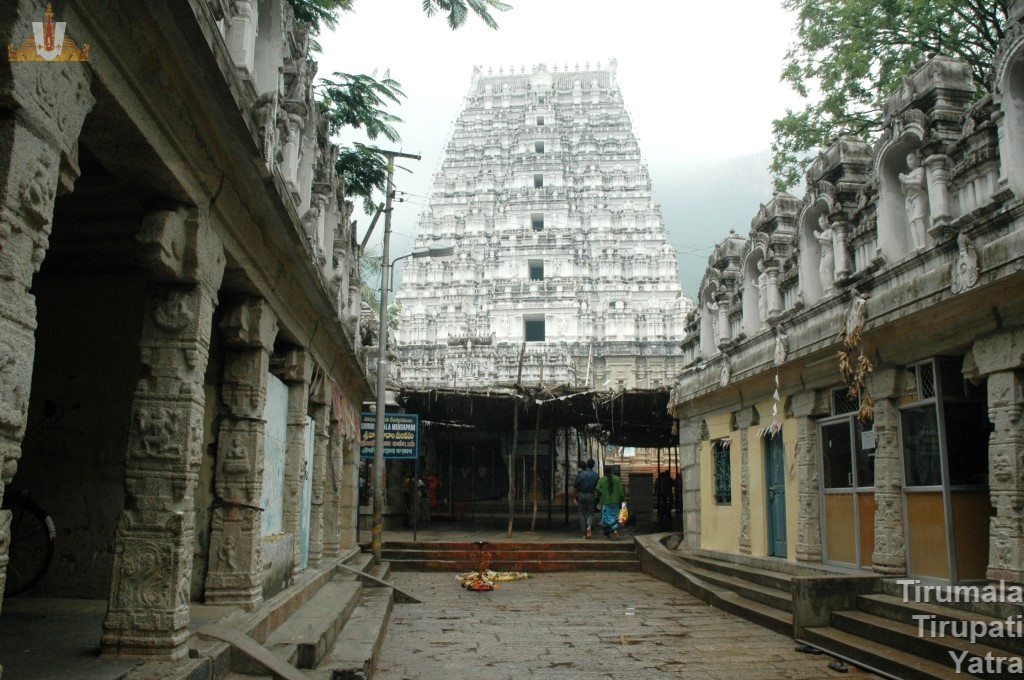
[700,413,740,552]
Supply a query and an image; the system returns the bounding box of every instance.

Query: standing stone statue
[899,150,929,250]
[706,299,721,345]
[814,214,835,293]
[754,260,768,323]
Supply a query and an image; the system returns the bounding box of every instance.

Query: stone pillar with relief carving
[322,401,344,557]
[0,30,95,621]
[276,349,313,570]
[792,391,824,562]
[870,369,907,575]
[204,298,277,608]
[735,407,758,555]
[102,208,226,659]
[678,419,704,550]
[971,332,1024,583]
[307,377,330,567]
[338,432,360,550]
[833,219,852,280]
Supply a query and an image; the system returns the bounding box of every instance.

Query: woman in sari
[595,466,625,539]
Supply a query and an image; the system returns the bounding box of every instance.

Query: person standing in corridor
[574,458,599,539]
[596,465,625,539]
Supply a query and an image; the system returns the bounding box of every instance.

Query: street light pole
[372,149,420,566]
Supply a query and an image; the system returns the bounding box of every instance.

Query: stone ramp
[638,534,1021,680]
[376,539,641,572]
[185,550,401,680]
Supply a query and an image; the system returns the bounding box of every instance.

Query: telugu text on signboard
[359,413,419,459]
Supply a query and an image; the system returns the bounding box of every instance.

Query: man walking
[574,459,599,539]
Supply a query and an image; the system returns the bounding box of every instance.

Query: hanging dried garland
[837,296,874,421]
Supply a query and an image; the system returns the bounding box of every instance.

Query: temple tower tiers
[395,61,692,389]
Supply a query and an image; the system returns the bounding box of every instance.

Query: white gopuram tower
[395,61,692,389]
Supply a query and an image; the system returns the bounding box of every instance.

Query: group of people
[573,459,626,539]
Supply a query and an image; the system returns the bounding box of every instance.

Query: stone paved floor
[373,571,880,680]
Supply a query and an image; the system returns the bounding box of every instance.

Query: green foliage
[318,70,406,140]
[421,0,513,30]
[772,0,1008,191]
[360,246,383,310]
[387,300,402,330]
[317,71,404,209]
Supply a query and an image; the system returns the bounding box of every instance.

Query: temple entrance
[900,357,989,582]
[765,433,787,557]
[819,390,875,568]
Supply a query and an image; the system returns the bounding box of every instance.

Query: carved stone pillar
[870,369,907,575]
[986,370,1024,582]
[716,299,731,346]
[971,331,1024,582]
[204,298,277,608]
[678,419,704,550]
[102,209,226,659]
[924,154,952,233]
[339,431,361,550]
[322,401,344,558]
[833,220,852,280]
[275,349,313,569]
[792,391,825,562]
[735,407,758,555]
[307,377,330,568]
[0,29,95,627]
[766,265,782,318]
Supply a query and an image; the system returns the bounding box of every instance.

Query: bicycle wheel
[3,496,55,597]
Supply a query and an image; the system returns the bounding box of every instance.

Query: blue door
[765,433,787,557]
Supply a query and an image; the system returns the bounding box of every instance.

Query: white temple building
[394,61,692,389]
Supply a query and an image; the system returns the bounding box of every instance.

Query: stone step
[676,552,794,593]
[857,592,1024,656]
[376,540,640,572]
[675,560,793,613]
[264,581,363,669]
[831,609,1013,679]
[309,588,395,680]
[800,626,965,680]
[378,540,637,553]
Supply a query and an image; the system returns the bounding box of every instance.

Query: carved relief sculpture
[951,231,980,294]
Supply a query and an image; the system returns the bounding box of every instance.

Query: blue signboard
[360,412,419,459]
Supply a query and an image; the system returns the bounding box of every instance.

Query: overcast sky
[318,0,802,294]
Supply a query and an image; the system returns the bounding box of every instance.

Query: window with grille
[831,388,860,416]
[714,440,731,504]
[529,260,544,281]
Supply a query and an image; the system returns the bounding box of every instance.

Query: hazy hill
[651,150,776,299]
